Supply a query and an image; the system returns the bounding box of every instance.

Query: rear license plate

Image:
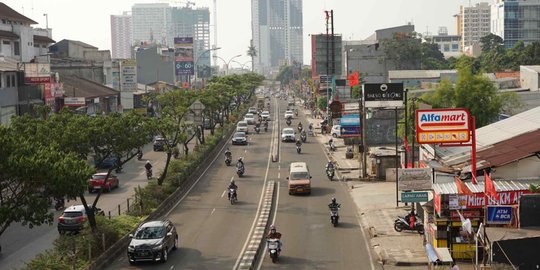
[297,188,303,192]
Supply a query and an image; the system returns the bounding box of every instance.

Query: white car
[248,107,258,114]
[236,120,249,134]
[331,125,341,138]
[284,110,294,119]
[244,113,256,125]
[281,127,296,142]
[261,111,270,121]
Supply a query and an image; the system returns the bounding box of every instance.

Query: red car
[88,173,119,193]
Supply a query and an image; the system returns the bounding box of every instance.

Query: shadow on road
[309,187,337,197]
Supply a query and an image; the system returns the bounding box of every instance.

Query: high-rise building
[110,13,132,59]
[492,0,540,48]
[132,3,172,46]
[251,0,303,73]
[171,7,211,76]
[458,2,491,49]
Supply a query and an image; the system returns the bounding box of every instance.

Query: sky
[4,0,487,67]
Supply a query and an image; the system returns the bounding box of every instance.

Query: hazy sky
[5,0,486,66]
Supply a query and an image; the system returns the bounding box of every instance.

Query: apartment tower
[458,2,491,49]
[110,13,132,59]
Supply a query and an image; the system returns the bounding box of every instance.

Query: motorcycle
[255,126,260,134]
[54,198,65,211]
[286,119,291,126]
[330,207,340,227]
[295,109,298,116]
[296,145,301,154]
[225,154,232,166]
[267,238,280,263]
[300,132,307,143]
[297,125,303,133]
[137,151,143,161]
[394,215,424,235]
[228,188,237,205]
[329,140,336,152]
[146,168,153,180]
[236,164,245,177]
[326,167,335,181]
[264,122,268,132]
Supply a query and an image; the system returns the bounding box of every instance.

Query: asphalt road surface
[106,96,380,270]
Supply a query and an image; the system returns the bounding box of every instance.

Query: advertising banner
[340,114,360,137]
[398,168,433,191]
[487,206,513,224]
[449,190,530,209]
[64,97,86,106]
[24,63,51,84]
[364,83,404,108]
[174,37,194,75]
[416,108,470,144]
[120,60,137,91]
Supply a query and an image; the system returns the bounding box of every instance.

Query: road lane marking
[255,181,280,270]
[221,190,226,198]
[233,97,277,270]
[169,265,175,270]
[244,149,247,153]
[277,172,280,179]
[211,208,216,215]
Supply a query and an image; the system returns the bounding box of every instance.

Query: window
[13,41,20,56]
[6,74,11,87]
[444,44,450,52]
[2,41,9,45]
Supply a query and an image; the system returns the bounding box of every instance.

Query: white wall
[520,66,540,91]
[493,155,540,179]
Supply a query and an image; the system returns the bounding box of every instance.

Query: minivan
[287,162,312,195]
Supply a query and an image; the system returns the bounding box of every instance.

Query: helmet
[146,160,150,164]
[270,224,276,230]
[231,180,235,184]
[238,157,243,162]
[331,197,336,203]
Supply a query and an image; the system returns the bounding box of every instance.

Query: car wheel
[161,248,168,263]
[332,133,337,138]
[173,236,178,250]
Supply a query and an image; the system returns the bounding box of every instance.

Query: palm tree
[247,40,257,72]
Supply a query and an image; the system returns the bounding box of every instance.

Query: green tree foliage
[382,32,422,70]
[0,126,93,238]
[421,42,448,70]
[247,43,257,72]
[276,65,295,85]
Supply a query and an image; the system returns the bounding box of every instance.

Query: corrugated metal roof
[389,70,456,79]
[433,180,539,195]
[521,65,540,73]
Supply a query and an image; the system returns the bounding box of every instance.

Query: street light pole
[216,54,242,75]
[194,47,221,82]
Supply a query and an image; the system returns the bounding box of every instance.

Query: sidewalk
[302,108,427,267]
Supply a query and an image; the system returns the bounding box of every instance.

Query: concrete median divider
[237,180,276,270]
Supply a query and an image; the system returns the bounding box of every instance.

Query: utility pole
[325,11,330,116]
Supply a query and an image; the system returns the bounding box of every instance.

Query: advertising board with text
[339,114,360,137]
[174,37,194,75]
[364,83,404,108]
[24,63,51,84]
[120,60,137,91]
[398,168,433,191]
[416,108,470,144]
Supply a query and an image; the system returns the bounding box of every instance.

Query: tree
[421,43,448,70]
[0,126,93,239]
[382,32,422,70]
[247,41,257,72]
[480,34,504,53]
[276,65,294,85]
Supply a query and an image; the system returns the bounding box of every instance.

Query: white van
[287,162,312,195]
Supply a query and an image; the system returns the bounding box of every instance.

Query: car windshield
[92,175,106,180]
[134,226,166,239]
[234,133,245,138]
[290,172,310,180]
[283,129,294,134]
[238,122,247,127]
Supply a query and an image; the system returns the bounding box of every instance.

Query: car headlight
[153,244,163,251]
[128,246,135,252]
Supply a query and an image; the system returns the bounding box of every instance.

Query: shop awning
[433,180,539,195]
[0,30,19,39]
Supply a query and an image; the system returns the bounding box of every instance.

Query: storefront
[428,181,531,260]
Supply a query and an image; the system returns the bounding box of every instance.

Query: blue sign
[340,114,360,126]
[487,206,513,225]
[340,126,360,137]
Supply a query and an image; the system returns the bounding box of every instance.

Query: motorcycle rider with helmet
[328,197,341,209]
[267,224,282,251]
[144,160,152,172]
[227,180,238,200]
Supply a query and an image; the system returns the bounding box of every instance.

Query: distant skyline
[4,0,487,66]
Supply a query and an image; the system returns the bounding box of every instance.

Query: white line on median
[255,181,280,270]
[277,172,280,179]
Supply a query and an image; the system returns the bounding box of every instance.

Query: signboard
[487,206,513,225]
[364,83,404,108]
[340,114,360,137]
[342,102,359,112]
[174,37,194,75]
[24,63,51,84]
[319,75,332,83]
[450,190,529,209]
[398,168,433,191]
[402,192,429,203]
[120,60,137,91]
[64,97,86,106]
[416,108,470,144]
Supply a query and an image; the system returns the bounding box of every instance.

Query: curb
[236,180,276,270]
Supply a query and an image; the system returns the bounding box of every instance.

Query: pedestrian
[451,261,459,270]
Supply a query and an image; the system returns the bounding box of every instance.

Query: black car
[231,132,248,145]
[127,220,178,264]
[94,155,119,169]
[153,136,168,151]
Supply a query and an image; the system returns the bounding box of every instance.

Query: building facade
[110,13,132,59]
[132,3,172,47]
[459,2,491,49]
[251,0,303,74]
[428,28,462,59]
[492,0,540,48]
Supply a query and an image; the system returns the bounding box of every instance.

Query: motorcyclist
[405,209,416,229]
[144,160,152,172]
[227,180,238,200]
[328,197,341,209]
[267,224,282,251]
[295,139,302,148]
[308,123,313,132]
[237,157,245,170]
[328,138,335,151]
[325,161,335,171]
[297,122,303,131]
[225,148,232,158]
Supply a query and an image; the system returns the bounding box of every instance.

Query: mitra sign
[416,108,470,144]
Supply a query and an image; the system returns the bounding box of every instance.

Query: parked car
[281,127,296,142]
[88,172,119,193]
[127,219,178,264]
[244,113,256,125]
[331,125,342,138]
[284,110,294,119]
[57,205,86,234]
[153,136,168,151]
[231,132,248,145]
[236,120,249,134]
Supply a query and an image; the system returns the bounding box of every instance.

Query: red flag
[324,10,330,22]
[485,172,499,201]
[455,177,473,196]
[348,71,359,86]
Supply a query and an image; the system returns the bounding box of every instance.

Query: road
[106,96,380,270]
[0,139,188,269]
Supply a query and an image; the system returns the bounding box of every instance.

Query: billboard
[364,83,404,108]
[174,37,194,75]
[24,63,51,84]
[120,60,137,91]
[416,108,470,144]
[397,168,433,191]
